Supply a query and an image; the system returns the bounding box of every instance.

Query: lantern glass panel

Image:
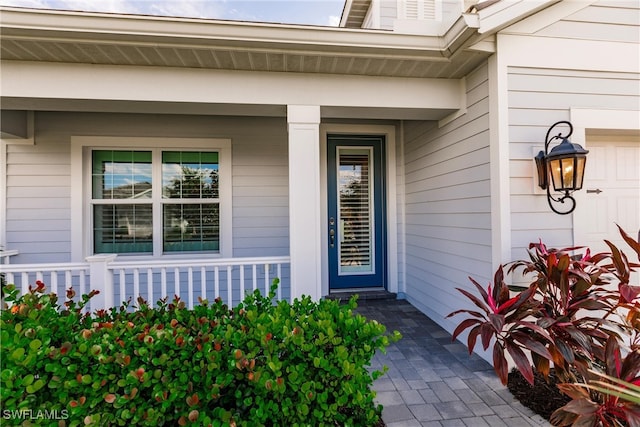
[574,157,586,190]
[549,157,577,191]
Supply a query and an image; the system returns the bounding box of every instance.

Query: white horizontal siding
[4,112,289,263]
[536,1,640,43]
[506,66,640,259]
[6,219,70,231]
[402,61,492,331]
[380,1,398,30]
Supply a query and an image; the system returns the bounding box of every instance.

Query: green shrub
[1,280,400,426]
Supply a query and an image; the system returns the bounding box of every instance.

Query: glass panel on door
[338,148,374,274]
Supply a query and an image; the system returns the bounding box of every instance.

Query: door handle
[586,189,603,194]
[329,217,336,248]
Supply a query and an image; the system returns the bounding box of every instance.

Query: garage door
[578,135,639,280]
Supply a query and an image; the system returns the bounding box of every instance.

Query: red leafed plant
[448,225,640,426]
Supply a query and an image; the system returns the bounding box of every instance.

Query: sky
[0,0,346,26]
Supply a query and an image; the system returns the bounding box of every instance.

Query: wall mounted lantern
[535,121,589,215]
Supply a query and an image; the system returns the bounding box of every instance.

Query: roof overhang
[0,6,491,122]
[0,7,488,78]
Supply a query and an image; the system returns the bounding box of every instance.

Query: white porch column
[287,105,322,301]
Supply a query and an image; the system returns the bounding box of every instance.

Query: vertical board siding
[506,66,640,259]
[4,113,289,263]
[402,62,492,327]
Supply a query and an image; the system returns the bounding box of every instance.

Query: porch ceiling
[0,7,491,80]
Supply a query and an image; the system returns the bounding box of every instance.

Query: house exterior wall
[379,0,397,30]
[506,66,639,258]
[4,112,289,264]
[521,0,639,43]
[401,61,491,328]
[501,0,640,261]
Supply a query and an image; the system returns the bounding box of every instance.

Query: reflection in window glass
[163,203,219,252]
[92,151,152,199]
[94,204,153,254]
[162,152,219,199]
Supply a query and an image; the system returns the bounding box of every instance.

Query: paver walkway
[354,299,551,427]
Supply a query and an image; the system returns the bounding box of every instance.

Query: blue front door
[327,135,386,290]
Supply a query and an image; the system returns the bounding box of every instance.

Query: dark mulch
[507,368,572,421]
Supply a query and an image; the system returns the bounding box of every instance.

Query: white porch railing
[0,249,20,264]
[0,255,291,312]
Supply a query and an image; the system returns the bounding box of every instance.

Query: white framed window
[71,137,232,260]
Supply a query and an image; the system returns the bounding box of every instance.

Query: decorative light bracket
[535,121,589,215]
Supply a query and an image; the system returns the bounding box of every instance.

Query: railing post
[86,254,117,310]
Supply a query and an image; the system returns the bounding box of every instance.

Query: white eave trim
[0,6,448,58]
[476,0,562,35]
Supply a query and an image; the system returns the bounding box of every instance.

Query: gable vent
[399,0,439,20]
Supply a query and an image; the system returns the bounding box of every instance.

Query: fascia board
[502,0,599,35]
[477,0,562,35]
[441,13,483,54]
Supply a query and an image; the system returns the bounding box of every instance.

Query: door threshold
[324,289,396,302]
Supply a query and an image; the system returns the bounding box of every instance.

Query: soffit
[341,0,373,28]
[0,7,491,79]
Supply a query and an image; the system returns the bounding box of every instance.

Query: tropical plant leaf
[605,336,623,377]
[554,337,576,364]
[467,324,482,355]
[564,326,593,356]
[505,340,534,385]
[468,277,489,302]
[515,320,552,341]
[582,382,640,405]
[480,323,494,351]
[532,352,550,377]
[626,409,640,427]
[493,266,508,303]
[507,285,537,312]
[568,298,611,311]
[511,330,552,360]
[549,407,578,427]
[557,253,571,273]
[492,341,508,385]
[557,383,591,400]
[447,309,486,320]
[606,239,629,278]
[537,316,556,329]
[621,350,640,382]
[555,396,599,415]
[450,318,481,342]
[455,287,490,316]
[617,224,640,261]
[488,313,505,333]
[619,284,640,304]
